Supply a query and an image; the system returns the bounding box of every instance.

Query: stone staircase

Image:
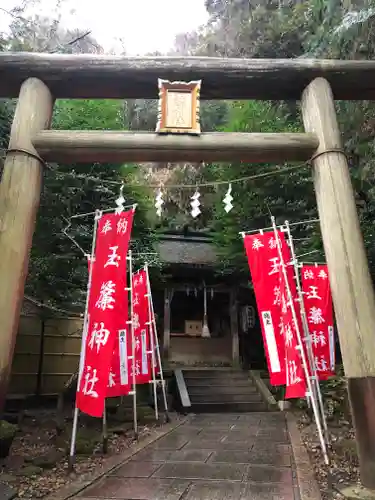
[182,368,270,413]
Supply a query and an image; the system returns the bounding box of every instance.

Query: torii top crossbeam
[0,52,375,100]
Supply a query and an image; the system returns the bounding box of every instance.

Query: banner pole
[282,226,319,405]
[102,402,108,453]
[284,221,329,441]
[147,270,169,422]
[144,264,159,421]
[272,217,329,465]
[68,209,102,471]
[128,250,138,439]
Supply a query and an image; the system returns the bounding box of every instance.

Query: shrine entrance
[1,54,375,488]
[156,230,239,366]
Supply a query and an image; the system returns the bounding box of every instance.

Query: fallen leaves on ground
[0,407,173,499]
[298,412,360,500]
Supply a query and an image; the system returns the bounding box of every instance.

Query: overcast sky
[1,0,209,54]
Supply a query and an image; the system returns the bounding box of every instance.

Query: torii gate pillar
[0,78,53,414]
[302,77,375,489]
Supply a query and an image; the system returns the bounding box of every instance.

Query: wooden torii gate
[1,54,375,487]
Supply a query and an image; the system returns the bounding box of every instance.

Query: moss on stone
[0,420,17,440]
[0,420,18,459]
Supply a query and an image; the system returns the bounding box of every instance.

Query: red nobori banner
[279,269,307,399]
[106,321,132,398]
[301,264,335,380]
[243,230,292,386]
[76,209,134,417]
[131,269,151,385]
[86,265,132,398]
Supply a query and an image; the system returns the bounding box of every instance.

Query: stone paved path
[75,412,302,499]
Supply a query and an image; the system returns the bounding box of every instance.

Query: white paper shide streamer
[115,183,125,214]
[155,188,164,217]
[190,189,201,218]
[223,183,233,213]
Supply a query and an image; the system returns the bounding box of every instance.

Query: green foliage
[26,98,155,308]
[320,366,350,420]
[0,5,155,309]
[0,99,14,154]
[206,100,319,277]
[53,99,124,131]
[0,419,18,439]
[180,0,375,282]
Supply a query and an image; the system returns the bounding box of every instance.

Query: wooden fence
[9,313,83,397]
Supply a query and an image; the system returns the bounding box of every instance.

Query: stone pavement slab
[146,435,190,450]
[244,464,294,485]
[76,477,190,499]
[110,461,164,478]
[184,480,297,500]
[130,448,214,463]
[152,461,248,481]
[209,449,292,466]
[73,412,320,500]
[0,482,17,500]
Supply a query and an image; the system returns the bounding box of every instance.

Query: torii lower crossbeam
[32,131,318,164]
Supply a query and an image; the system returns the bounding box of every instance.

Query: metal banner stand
[127,250,138,439]
[144,264,159,421]
[102,404,108,453]
[283,224,314,418]
[283,221,329,443]
[145,265,170,422]
[68,209,102,471]
[272,217,329,465]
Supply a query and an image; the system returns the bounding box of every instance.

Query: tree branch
[50,30,93,54]
[0,7,31,25]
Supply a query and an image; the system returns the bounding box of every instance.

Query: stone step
[187,384,258,396]
[177,369,271,414]
[184,377,253,387]
[190,393,263,404]
[182,370,249,379]
[190,401,268,413]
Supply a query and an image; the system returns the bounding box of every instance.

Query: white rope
[54,163,309,190]
[239,217,320,237]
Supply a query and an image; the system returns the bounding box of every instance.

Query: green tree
[208,100,318,277]
[27,98,154,308]
[175,0,375,280]
[0,4,155,308]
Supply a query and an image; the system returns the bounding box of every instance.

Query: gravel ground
[297,412,360,500]
[0,407,173,499]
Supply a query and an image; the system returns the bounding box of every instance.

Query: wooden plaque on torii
[156,79,201,135]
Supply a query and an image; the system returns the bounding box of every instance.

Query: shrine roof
[157,233,217,267]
